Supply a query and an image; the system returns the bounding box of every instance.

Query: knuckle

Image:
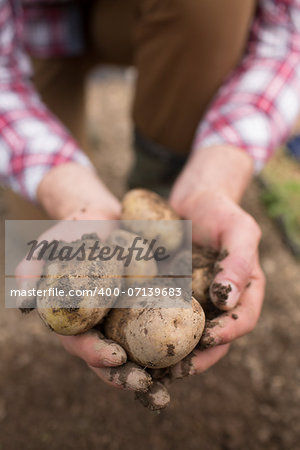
[260,269,266,289]
[223,344,231,356]
[220,331,232,344]
[244,214,262,240]
[219,344,231,358]
[233,255,252,282]
[245,303,260,332]
[254,223,262,241]
[59,335,76,355]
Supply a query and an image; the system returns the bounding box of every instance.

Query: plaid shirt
[0,0,300,201]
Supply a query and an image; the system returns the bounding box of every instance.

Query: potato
[106,229,158,285]
[104,296,205,369]
[121,189,184,253]
[169,249,214,306]
[37,300,107,336]
[192,267,213,307]
[37,251,123,336]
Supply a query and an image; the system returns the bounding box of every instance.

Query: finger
[59,329,127,368]
[17,297,37,312]
[190,344,231,375]
[37,217,117,243]
[15,258,43,310]
[210,211,262,310]
[16,258,44,285]
[89,362,153,393]
[135,381,170,411]
[201,262,265,347]
[170,344,230,378]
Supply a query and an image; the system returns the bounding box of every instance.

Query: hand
[167,145,266,378]
[16,163,159,396]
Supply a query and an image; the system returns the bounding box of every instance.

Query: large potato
[121,189,184,253]
[37,252,123,335]
[104,297,205,368]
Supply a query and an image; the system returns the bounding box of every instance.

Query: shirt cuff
[5,143,94,203]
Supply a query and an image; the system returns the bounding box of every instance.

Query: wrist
[170,146,254,218]
[37,163,121,219]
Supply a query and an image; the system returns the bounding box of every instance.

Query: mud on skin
[135,381,170,411]
[210,282,232,306]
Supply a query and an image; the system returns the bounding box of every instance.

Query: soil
[1,69,300,450]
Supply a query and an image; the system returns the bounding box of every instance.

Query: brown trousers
[7,0,255,218]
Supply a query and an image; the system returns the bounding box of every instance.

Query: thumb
[210,213,261,311]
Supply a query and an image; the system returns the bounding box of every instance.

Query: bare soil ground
[1,70,300,450]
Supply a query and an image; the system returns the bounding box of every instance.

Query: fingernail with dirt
[210,280,239,309]
[136,381,170,411]
[107,363,153,392]
[95,341,127,366]
[102,358,124,367]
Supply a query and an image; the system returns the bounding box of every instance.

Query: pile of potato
[36,189,221,409]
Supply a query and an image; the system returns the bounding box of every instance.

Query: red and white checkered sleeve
[193,0,300,172]
[0,0,93,202]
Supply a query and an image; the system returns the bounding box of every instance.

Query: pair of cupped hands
[16,147,265,408]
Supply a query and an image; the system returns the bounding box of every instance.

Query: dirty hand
[16,163,158,398]
[168,146,266,378]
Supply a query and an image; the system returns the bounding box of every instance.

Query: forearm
[37,163,121,219]
[170,145,253,218]
[191,0,300,174]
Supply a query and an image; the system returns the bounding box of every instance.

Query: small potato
[192,267,213,307]
[37,301,108,336]
[169,250,214,306]
[121,189,184,253]
[104,297,205,369]
[106,229,158,286]
[37,255,123,336]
